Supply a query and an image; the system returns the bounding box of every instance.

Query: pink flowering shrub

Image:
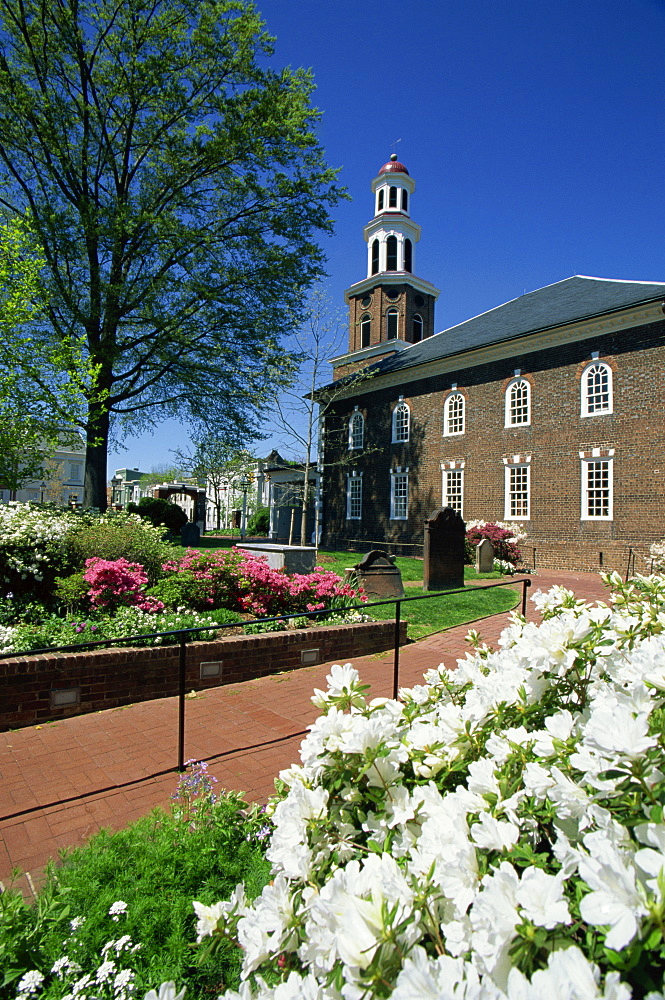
[465,520,523,567]
[83,557,165,613]
[161,548,364,617]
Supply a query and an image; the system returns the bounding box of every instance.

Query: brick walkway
[0,570,611,894]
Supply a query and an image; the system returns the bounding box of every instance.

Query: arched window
[401,189,408,211]
[348,410,364,450]
[392,400,410,442]
[404,238,412,272]
[582,362,613,416]
[505,378,530,426]
[377,189,384,212]
[386,309,399,339]
[412,313,423,342]
[389,186,397,208]
[371,239,379,275]
[360,314,371,348]
[386,235,398,271]
[444,392,465,435]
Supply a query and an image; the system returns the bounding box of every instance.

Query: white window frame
[392,400,410,443]
[581,362,613,417]
[505,378,531,427]
[442,468,464,514]
[348,410,364,450]
[581,452,614,520]
[346,473,362,520]
[390,469,409,520]
[503,458,531,520]
[443,392,465,436]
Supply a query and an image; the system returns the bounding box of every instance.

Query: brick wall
[0,620,407,731]
[322,318,665,573]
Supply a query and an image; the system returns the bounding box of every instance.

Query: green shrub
[128,497,188,534]
[8,606,222,653]
[0,787,271,1000]
[52,572,90,612]
[145,570,209,609]
[247,505,270,535]
[65,512,175,583]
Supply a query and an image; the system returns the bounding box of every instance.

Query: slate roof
[337,275,665,384]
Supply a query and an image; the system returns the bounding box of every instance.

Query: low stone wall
[0,620,407,731]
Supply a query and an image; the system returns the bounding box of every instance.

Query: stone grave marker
[181,521,201,547]
[423,507,466,590]
[476,537,494,573]
[352,550,405,599]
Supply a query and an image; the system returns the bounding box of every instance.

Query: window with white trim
[392,400,410,442]
[386,309,399,339]
[504,461,530,519]
[348,410,364,450]
[360,314,371,348]
[443,469,464,513]
[443,392,465,436]
[505,378,530,426]
[581,455,613,520]
[581,362,613,416]
[346,473,362,520]
[412,313,423,342]
[390,470,408,519]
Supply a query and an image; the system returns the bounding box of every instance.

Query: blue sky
[109,0,665,473]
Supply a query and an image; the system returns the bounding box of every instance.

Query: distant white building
[0,432,86,506]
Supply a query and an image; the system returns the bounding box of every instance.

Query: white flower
[516,868,571,928]
[109,900,128,920]
[470,812,519,851]
[578,840,648,950]
[143,983,186,1000]
[17,971,45,995]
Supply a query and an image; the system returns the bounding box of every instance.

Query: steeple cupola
[334,155,441,374]
[366,153,420,276]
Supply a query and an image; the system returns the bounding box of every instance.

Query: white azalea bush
[194,571,665,999]
[0,502,79,588]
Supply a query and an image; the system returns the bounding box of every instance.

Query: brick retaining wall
[0,620,407,730]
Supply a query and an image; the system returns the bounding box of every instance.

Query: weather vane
[390,138,402,157]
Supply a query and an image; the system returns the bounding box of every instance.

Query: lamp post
[239,474,250,541]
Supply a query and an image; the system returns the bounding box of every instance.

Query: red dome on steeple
[378,153,409,175]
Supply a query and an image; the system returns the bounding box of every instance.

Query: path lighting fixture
[239,474,250,541]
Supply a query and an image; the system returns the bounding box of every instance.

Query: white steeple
[364,154,421,277]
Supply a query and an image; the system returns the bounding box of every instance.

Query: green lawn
[172,541,523,640]
[315,550,521,640]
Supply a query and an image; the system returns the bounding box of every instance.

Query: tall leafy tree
[0,216,88,494]
[0,0,341,508]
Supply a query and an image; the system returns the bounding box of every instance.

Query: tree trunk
[84,402,111,510]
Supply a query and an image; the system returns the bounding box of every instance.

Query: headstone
[353,550,405,599]
[423,507,465,590]
[237,543,316,574]
[181,522,201,547]
[476,537,494,573]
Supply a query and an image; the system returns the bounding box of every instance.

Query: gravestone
[237,543,315,574]
[476,537,494,573]
[423,507,466,590]
[352,550,405,599]
[181,521,201,547]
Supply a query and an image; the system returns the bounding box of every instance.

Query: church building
[317,155,665,573]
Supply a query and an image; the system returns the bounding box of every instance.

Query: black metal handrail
[1,576,531,772]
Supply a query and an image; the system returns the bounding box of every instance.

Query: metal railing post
[392,599,401,700]
[177,631,187,772]
[521,577,531,617]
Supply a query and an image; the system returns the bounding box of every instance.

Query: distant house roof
[329,276,665,387]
